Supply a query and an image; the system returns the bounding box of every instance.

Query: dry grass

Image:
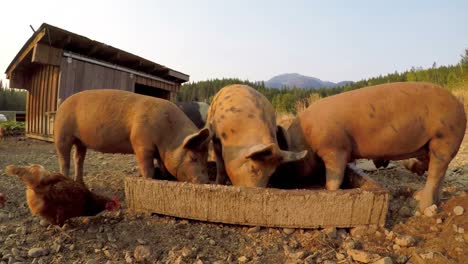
[451,85,468,115]
[277,93,322,128]
[276,112,295,129]
[294,93,322,114]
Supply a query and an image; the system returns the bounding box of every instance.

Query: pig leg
[414,140,452,210]
[55,139,73,178]
[213,137,228,185]
[322,150,349,190]
[73,141,87,185]
[155,157,170,179]
[135,149,156,179]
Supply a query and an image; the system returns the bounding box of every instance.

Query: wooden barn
[5,23,189,142]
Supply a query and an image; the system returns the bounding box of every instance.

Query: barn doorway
[134,83,170,100]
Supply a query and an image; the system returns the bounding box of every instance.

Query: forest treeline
[178,49,468,113]
[0,80,26,111]
[1,49,467,113]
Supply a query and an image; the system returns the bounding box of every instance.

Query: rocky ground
[0,137,467,264]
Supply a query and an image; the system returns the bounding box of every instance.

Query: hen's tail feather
[5,164,43,188]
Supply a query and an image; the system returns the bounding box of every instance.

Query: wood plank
[25,90,30,133]
[32,43,62,66]
[58,57,68,106]
[6,29,46,78]
[51,66,59,111]
[26,133,54,142]
[125,166,389,228]
[44,65,51,136]
[73,59,85,95]
[38,66,45,135]
[31,70,38,134]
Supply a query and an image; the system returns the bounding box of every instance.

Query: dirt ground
[0,136,467,264]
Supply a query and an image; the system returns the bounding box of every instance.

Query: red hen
[5,164,119,225]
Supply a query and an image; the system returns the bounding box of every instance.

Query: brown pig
[206,84,307,187]
[54,89,211,184]
[280,82,466,210]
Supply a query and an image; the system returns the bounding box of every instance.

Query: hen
[5,164,119,225]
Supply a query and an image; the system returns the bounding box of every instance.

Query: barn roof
[5,23,189,83]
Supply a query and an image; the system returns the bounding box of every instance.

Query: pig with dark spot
[175,101,210,129]
[207,84,307,187]
[278,82,466,210]
[54,89,211,184]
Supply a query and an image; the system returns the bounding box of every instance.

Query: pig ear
[276,125,289,150]
[183,127,212,150]
[245,143,275,161]
[279,149,308,164]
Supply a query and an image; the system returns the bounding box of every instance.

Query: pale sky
[1,0,467,83]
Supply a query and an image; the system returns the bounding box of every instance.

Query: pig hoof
[325,182,341,191]
[413,190,435,212]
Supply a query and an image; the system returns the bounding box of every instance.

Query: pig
[372,159,389,169]
[206,84,307,187]
[279,82,466,210]
[54,89,211,184]
[175,101,210,129]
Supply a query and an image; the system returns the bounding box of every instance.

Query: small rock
[208,239,216,246]
[255,247,263,256]
[323,260,336,264]
[350,226,368,238]
[414,211,421,217]
[27,248,48,258]
[337,229,349,238]
[133,245,151,262]
[283,228,295,235]
[103,250,112,258]
[458,227,465,234]
[107,233,116,243]
[398,206,412,217]
[420,252,434,259]
[394,235,416,247]
[51,243,61,253]
[180,246,196,258]
[347,249,381,263]
[454,235,464,242]
[392,245,401,251]
[429,226,440,232]
[453,206,464,216]
[247,226,260,233]
[336,252,346,260]
[136,239,147,245]
[11,248,20,256]
[237,256,248,263]
[452,224,459,232]
[124,251,133,263]
[39,220,49,227]
[423,204,438,217]
[69,244,75,251]
[323,227,337,239]
[385,231,395,240]
[343,239,361,250]
[372,256,393,264]
[436,218,443,224]
[87,226,99,233]
[304,254,316,264]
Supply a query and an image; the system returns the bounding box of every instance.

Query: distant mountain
[265,73,353,89]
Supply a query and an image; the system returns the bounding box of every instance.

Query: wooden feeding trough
[124,164,389,228]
